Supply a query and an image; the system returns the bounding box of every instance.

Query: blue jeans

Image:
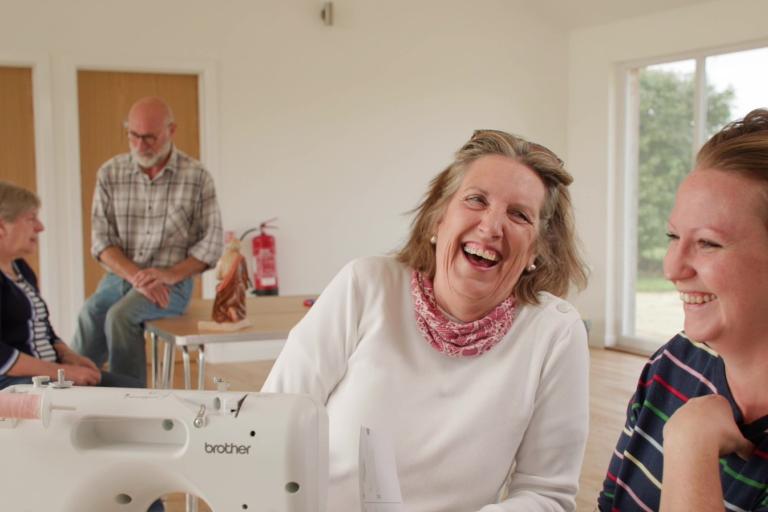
[72,273,193,386]
[148,498,165,512]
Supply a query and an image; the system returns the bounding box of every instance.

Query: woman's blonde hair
[0,181,40,222]
[396,129,588,305]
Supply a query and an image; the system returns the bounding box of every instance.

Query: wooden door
[0,66,39,276]
[77,70,202,297]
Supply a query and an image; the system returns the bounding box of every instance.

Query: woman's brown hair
[397,130,588,305]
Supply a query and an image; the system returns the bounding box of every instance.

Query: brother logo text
[204,442,252,455]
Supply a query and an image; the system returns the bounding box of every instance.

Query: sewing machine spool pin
[50,369,73,389]
[32,375,50,388]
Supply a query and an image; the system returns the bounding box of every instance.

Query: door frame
[0,52,56,310]
[58,56,220,340]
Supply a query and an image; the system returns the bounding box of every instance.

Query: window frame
[609,39,768,354]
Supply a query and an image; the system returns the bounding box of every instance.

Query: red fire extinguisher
[242,218,279,296]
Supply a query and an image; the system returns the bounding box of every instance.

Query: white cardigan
[262,256,589,512]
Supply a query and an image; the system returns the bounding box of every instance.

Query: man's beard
[131,139,172,168]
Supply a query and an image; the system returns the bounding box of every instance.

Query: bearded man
[72,96,223,386]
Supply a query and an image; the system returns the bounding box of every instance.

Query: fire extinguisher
[241,218,279,296]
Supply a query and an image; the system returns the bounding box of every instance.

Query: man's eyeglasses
[123,122,171,146]
[125,130,160,145]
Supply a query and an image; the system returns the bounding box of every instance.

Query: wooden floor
[161,347,647,512]
[577,348,646,511]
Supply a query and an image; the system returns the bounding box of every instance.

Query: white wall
[0,0,569,340]
[567,0,768,347]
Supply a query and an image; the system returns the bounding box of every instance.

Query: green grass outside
[636,276,677,293]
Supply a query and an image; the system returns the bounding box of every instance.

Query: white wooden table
[145,295,313,390]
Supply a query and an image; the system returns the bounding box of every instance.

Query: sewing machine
[0,380,328,511]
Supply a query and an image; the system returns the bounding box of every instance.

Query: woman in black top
[0,180,140,389]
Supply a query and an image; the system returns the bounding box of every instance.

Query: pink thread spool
[0,392,50,427]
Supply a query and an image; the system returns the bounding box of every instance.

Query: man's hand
[132,267,178,287]
[135,279,171,309]
[130,268,173,308]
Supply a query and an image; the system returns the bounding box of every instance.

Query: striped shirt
[91,146,223,269]
[11,268,57,363]
[598,333,768,511]
[0,259,61,373]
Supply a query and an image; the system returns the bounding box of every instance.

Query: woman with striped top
[0,181,141,389]
[599,109,768,511]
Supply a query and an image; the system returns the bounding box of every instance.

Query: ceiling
[523,0,718,29]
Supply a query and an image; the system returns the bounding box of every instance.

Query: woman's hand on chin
[664,394,753,459]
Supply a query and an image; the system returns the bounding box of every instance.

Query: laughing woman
[598,109,768,512]
[262,130,590,512]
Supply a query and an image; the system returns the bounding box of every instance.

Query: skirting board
[203,339,286,363]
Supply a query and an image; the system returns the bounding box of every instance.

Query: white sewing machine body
[0,385,328,512]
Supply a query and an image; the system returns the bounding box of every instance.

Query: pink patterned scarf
[410,270,517,357]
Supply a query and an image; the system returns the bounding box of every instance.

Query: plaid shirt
[91,147,223,269]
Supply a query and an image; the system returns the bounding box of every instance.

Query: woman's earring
[430,235,437,245]
[527,263,537,272]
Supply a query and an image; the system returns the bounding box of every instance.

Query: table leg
[150,331,159,389]
[197,345,206,390]
[169,346,176,389]
[181,347,195,512]
[162,340,173,389]
[185,493,198,512]
[182,346,191,390]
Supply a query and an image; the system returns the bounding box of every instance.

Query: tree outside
[633,66,733,342]
[636,68,734,284]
